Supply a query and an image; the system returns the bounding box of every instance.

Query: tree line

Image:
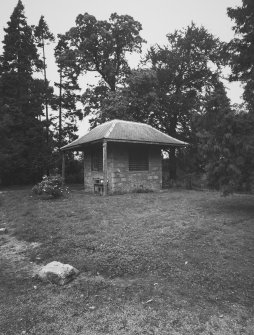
[0,0,253,193]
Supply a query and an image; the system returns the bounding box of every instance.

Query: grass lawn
[0,187,254,334]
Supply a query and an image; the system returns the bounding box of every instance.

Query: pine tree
[0,0,47,185]
[228,0,254,112]
[34,15,55,148]
[197,81,254,194]
[220,0,254,193]
[54,34,82,149]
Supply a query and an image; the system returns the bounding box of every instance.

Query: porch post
[61,151,65,183]
[103,140,108,196]
[83,151,85,190]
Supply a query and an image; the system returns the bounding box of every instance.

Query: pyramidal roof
[61,119,187,151]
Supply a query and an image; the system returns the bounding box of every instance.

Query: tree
[0,0,47,185]
[66,12,145,91]
[197,83,254,194]
[94,69,160,125]
[196,81,235,192]
[81,69,160,129]
[82,84,111,129]
[54,34,82,149]
[199,0,254,193]
[34,15,55,149]
[227,0,254,112]
[146,24,226,138]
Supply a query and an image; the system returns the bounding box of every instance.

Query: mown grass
[0,187,254,334]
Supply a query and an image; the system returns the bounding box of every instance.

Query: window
[129,147,149,171]
[91,148,103,171]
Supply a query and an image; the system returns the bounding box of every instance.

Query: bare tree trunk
[42,34,50,176]
[59,68,62,149]
[58,69,63,174]
[42,34,49,148]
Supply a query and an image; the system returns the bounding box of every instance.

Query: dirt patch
[0,234,41,278]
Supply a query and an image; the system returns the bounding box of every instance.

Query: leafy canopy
[66,12,145,91]
[227,0,254,111]
[93,23,226,138]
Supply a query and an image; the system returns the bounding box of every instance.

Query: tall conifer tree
[34,16,55,147]
[228,0,254,112]
[0,0,47,185]
[54,34,82,149]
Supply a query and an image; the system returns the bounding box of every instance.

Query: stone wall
[83,143,162,194]
[83,144,114,193]
[110,143,162,193]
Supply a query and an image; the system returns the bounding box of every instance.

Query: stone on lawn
[37,261,79,285]
[0,227,8,235]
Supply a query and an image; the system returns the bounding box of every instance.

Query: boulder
[36,261,79,285]
[0,227,8,235]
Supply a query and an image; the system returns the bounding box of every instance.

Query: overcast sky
[1,0,243,132]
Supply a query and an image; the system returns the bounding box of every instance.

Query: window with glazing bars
[91,148,103,171]
[129,147,149,171]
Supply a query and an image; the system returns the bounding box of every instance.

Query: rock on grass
[0,228,8,234]
[36,261,79,285]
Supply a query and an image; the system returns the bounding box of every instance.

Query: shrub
[32,175,69,199]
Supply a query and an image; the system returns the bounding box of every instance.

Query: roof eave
[60,139,104,151]
[106,138,187,146]
[61,138,188,151]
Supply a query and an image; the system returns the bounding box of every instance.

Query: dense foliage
[0,0,47,185]
[66,12,145,91]
[84,23,226,131]
[54,33,82,149]
[203,0,254,193]
[197,82,254,194]
[228,0,254,111]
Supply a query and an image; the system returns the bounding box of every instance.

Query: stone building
[61,119,187,195]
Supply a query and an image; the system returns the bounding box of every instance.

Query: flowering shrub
[32,175,69,199]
